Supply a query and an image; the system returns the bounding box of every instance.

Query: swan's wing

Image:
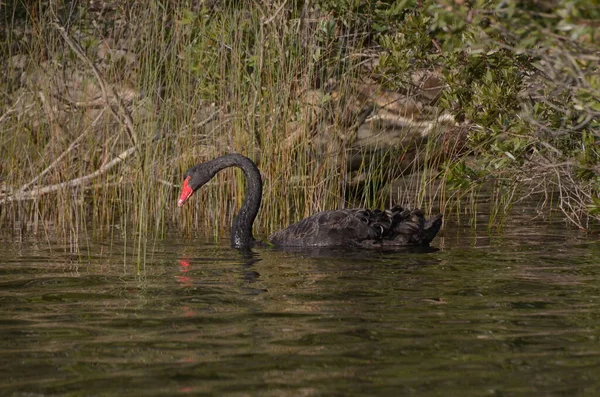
[268,207,443,247]
[268,209,383,247]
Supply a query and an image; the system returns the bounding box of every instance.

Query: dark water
[1,219,600,397]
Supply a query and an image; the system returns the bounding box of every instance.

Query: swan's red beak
[177,176,194,207]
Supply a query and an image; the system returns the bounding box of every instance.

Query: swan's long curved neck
[207,154,262,249]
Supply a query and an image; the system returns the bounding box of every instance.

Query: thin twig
[262,0,289,25]
[0,93,26,125]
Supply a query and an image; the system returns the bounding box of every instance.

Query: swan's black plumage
[268,207,442,247]
[178,154,442,249]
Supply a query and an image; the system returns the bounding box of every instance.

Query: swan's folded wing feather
[268,209,381,247]
[268,208,442,247]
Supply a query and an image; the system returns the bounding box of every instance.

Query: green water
[1,219,599,396]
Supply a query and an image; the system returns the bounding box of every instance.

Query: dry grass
[4,1,594,245]
[1,2,440,243]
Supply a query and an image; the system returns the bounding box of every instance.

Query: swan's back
[268,206,442,247]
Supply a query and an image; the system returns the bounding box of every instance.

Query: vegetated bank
[0,0,598,241]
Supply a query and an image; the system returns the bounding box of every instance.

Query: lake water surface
[1,215,600,396]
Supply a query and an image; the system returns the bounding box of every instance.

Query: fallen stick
[0,145,137,204]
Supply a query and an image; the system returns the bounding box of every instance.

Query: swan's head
[177,164,214,207]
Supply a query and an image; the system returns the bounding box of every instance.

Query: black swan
[177,154,442,249]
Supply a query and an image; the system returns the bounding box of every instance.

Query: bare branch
[1,144,137,204]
